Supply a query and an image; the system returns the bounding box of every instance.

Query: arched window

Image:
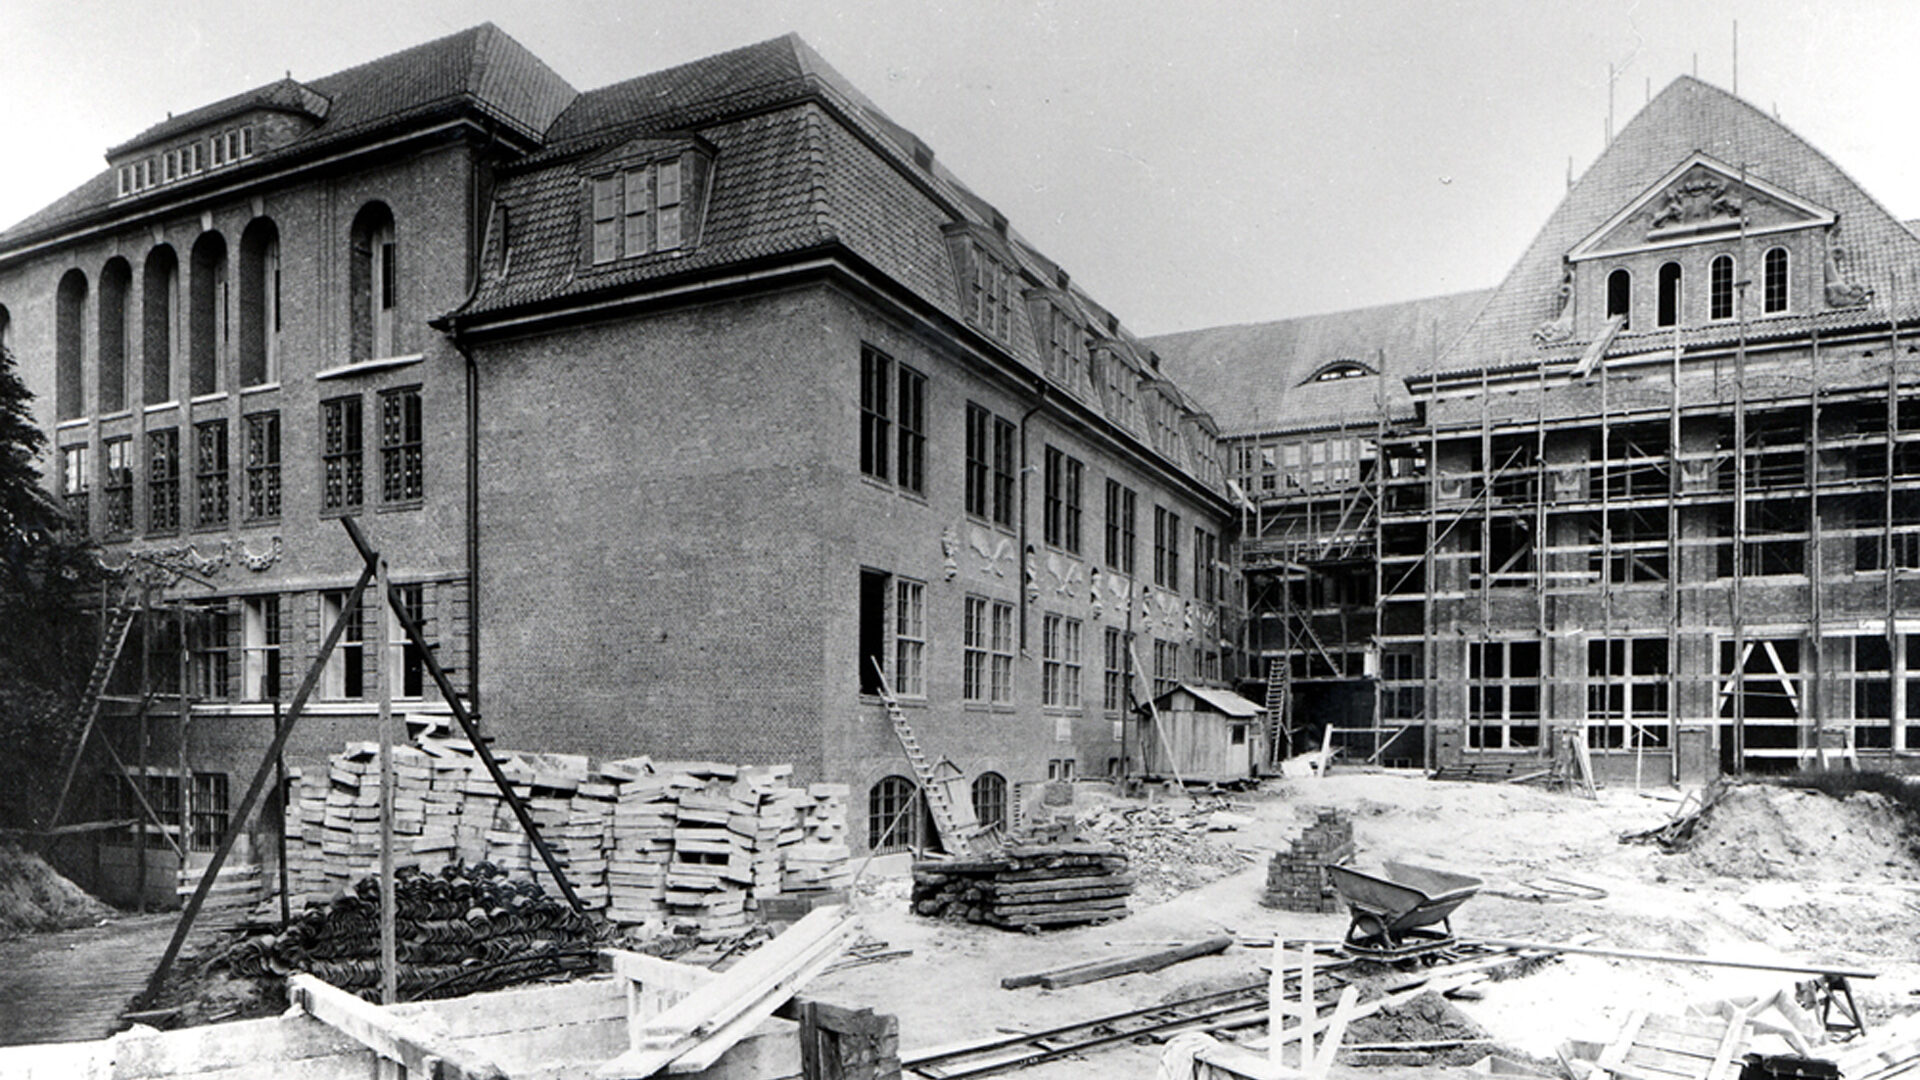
[350,203,397,362]
[189,232,228,396]
[0,303,10,356]
[1656,262,1681,328]
[56,269,87,420]
[98,258,131,414]
[143,246,178,405]
[239,219,281,387]
[867,775,919,853]
[1606,268,1631,328]
[1763,247,1788,314]
[971,772,1008,835]
[1710,254,1734,321]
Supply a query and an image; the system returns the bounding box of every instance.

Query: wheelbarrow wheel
[1347,913,1390,946]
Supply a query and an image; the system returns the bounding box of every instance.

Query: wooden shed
[1134,683,1267,783]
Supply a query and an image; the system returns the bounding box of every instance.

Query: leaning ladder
[45,605,140,831]
[870,659,979,856]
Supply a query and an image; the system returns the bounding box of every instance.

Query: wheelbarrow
[1325,860,1483,960]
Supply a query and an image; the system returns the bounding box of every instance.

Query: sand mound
[1683,784,1918,881]
[0,843,113,936]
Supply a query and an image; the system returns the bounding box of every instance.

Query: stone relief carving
[98,535,282,581]
[940,525,959,581]
[969,525,1012,577]
[1045,551,1084,597]
[1649,176,1742,231]
[1533,264,1575,344]
[1824,226,1874,308]
[1089,567,1104,620]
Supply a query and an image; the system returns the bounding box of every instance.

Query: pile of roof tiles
[281,739,850,936]
[226,862,597,1001]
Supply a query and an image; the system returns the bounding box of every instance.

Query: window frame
[1042,446,1084,553]
[379,386,423,506]
[1105,479,1137,574]
[103,436,134,537]
[860,345,891,483]
[1606,267,1631,328]
[242,594,281,702]
[322,590,365,701]
[894,577,926,699]
[1709,254,1734,321]
[1465,640,1542,752]
[243,410,281,521]
[147,427,180,534]
[896,363,926,496]
[194,419,229,528]
[321,395,365,513]
[1585,637,1671,750]
[1763,246,1789,315]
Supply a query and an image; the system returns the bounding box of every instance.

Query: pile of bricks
[910,841,1132,930]
[282,740,849,935]
[1260,809,1355,913]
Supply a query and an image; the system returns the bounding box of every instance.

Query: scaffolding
[1237,311,1920,781]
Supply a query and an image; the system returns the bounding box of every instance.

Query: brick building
[1155,77,1920,783]
[0,27,1238,901]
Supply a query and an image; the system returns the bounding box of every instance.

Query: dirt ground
[811,771,1920,1079]
[6,769,1919,1079]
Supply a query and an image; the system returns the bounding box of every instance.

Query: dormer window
[114,124,252,199]
[1710,255,1734,320]
[588,154,696,265]
[1763,247,1789,313]
[1606,269,1631,328]
[968,247,1014,341]
[1311,361,1370,382]
[1657,262,1681,328]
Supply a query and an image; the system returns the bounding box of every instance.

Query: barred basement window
[868,775,920,853]
[147,428,179,533]
[190,772,229,852]
[103,437,134,536]
[322,396,364,511]
[195,419,228,527]
[971,772,1007,834]
[244,411,280,520]
[380,387,422,504]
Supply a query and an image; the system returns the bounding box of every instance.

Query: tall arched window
[1656,262,1681,328]
[1710,254,1734,321]
[1606,268,1631,328]
[189,232,228,396]
[350,203,397,362]
[239,218,281,387]
[1763,247,1789,314]
[971,772,1008,835]
[56,269,87,420]
[143,246,178,405]
[98,257,131,414]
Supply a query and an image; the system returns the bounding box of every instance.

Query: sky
[4,1,1920,337]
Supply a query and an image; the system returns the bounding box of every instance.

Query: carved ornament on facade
[1824,226,1873,308]
[1648,176,1743,232]
[1533,265,1575,345]
[968,525,1012,577]
[940,525,959,581]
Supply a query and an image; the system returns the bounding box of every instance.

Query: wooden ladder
[870,660,979,856]
[1264,655,1289,763]
[45,605,140,832]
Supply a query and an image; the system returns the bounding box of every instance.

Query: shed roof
[1151,684,1264,718]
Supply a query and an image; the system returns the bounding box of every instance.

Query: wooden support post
[340,516,586,913]
[274,698,289,925]
[376,554,398,1006]
[137,560,376,1010]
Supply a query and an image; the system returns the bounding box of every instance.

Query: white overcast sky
[4,0,1920,336]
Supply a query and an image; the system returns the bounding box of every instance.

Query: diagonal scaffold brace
[136,517,583,1010]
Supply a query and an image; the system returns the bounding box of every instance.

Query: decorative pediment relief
[1569,153,1835,262]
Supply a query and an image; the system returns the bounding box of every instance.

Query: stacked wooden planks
[283,741,850,936]
[910,841,1132,930]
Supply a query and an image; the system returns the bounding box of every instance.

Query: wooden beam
[597,906,852,1078]
[603,950,715,1049]
[1468,938,1876,979]
[288,972,508,1080]
[1004,936,1233,990]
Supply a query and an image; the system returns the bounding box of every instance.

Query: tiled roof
[1440,76,1920,374]
[108,78,331,157]
[0,23,577,249]
[1144,290,1491,436]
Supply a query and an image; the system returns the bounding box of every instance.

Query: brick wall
[1261,808,1353,913]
